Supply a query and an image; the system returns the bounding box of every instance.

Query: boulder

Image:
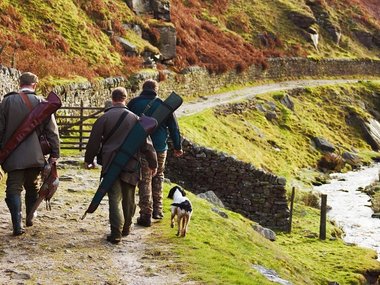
[123,23,143,37]
[211,207,228,218]
[342,151,362,168]
[280,94,294,111]
[354,29,374,49]
[252,224,276,241]
[313,137,335,152]
[125,0,151,15]
[155,25,177,60]
[346,114,380,151]
[116,37,137,55]
[364,118,380,151]
[151,0,171,21]
[288,11,316,29]
[265,110,277,121]
[198,191,225,208]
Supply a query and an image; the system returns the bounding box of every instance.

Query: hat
[19,72,39,86]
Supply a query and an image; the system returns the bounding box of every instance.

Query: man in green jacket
[0,72,60,235]
[85,87,157,243]
[127,79,183,227]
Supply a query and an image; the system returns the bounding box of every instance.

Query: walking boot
[25,193,38,227]
[122,224,131,237]
[107,226,121,244]
[152,211,164,220]
[136,215,152,227]
[5,195,25,236]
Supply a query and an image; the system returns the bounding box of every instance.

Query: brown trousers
[138,151,167,217]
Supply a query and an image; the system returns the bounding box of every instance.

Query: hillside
[179,81,380,182]
[0,0,379,82]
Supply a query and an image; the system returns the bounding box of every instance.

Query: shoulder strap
[19,92,33,111]
[142,98,157,115]
[103,110,128,144]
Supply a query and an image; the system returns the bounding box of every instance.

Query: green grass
[151,183,380,284]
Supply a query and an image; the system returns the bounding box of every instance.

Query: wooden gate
[56,100,105,151]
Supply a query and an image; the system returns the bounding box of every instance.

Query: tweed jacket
[85,104,157,186]
[0,90,60,172]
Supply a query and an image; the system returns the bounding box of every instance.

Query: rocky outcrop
[154,24,176,60]
[125,0,151,15]
[124,0,175,64]
[126,0,170,21]
[347,112,380,151]
[354,29,376,49]
[151,0,171,21]
[306,0,342,44]
[288,11,316,29]
[312,137,336,152]
[363,118,380,151]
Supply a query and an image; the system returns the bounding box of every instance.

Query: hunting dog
[168,186,193,237]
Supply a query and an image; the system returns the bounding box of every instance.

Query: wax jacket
[84,104,157,186]
[0,90,60,172]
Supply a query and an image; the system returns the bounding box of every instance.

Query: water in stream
[313,164,380,258]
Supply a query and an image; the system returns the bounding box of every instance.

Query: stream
[313,164,380,259]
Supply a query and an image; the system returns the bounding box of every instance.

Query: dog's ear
[167,186,176,199]
[179,188,186,196]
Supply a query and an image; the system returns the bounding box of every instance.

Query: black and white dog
[167,186,193,237]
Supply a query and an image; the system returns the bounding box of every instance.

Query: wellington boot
[5,195,25,236]
[25,192,38,227]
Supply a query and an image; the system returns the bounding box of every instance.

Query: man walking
[0,72,60,235]
[128,79,183,227]
[85,87,157,244]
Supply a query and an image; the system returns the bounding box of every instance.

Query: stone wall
[2,58,377,106]
[158,58,380,98]
[0,65,20,99]
[165,139,290,230]
[46,58,380,107]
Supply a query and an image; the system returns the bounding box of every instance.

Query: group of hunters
[0,72,183,244]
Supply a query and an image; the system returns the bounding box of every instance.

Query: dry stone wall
[165,139,290,230]
[0,66,20,99]
[158,58,380,98]
[2,58,377,106]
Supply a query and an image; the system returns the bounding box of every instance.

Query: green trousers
[108,178,136,238]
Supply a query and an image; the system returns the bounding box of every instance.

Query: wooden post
[319,194,327,240]
[79,100,84,151]
[288,187,296,233]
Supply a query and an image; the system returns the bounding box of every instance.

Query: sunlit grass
[150,183,380,284]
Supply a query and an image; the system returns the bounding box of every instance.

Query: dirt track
[0,159,190,285]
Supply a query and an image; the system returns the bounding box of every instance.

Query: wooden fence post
[79,99,84,151]
[288,187,296,233]
[319,194,327,240]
